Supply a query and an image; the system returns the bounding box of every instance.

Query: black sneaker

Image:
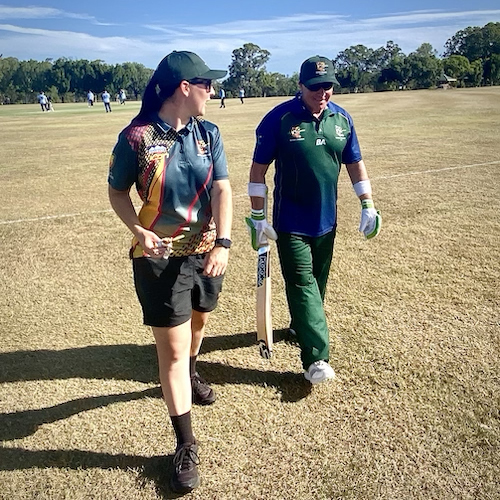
[191,372,216,405]
[287,327,299,345]
[170,442,200,493]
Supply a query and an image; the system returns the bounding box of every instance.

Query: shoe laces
[192,372,206,384]
[173,444,200,473]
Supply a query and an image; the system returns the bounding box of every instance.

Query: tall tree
[445,22,500,84]
[0,57,20,103]
[225,43,270,97]
[445,22,500,61]
[335,44,378,91]
[373,41,403,69]
[121,62,153,99]
[467,59,484,87]
[406,43,442,89]
[442,55,471,87]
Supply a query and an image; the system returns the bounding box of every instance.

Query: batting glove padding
[245,209,278,250]
[359,199,382,239]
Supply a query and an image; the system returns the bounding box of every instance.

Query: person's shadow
[0,329,310,497]
[0,446,181,499]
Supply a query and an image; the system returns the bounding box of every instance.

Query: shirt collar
[153,113,195,135]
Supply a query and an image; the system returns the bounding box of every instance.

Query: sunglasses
[188,78,213,91]
[305,82,334,92]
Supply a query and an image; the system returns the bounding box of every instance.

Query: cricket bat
[256,244,273,359]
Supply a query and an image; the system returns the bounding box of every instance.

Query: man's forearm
[346,160,372,200]
[249,162,270,210]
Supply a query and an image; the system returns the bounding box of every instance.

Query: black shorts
[132,254,224,328]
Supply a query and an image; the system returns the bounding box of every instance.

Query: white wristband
[248,182,267,198]
[353,180,372,197]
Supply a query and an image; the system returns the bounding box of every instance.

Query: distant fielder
[101,89,112,112]
[247,55,381,384]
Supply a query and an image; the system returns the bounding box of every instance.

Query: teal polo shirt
[108,114,229,257]
[253,95,362,236]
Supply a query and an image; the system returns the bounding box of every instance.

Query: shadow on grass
[0,447,183,499]
[0,387,162,441]
[0,329,310,443]
[0,329,310,496]
[0,330,292,384]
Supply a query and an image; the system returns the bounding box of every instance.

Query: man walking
[102,89,112,112]
[37,91,48,111]
[247,55,381,384]
[219,87,226,108]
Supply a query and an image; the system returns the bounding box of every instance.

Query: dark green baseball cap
[299,55,339,87]
[154,51,227,89]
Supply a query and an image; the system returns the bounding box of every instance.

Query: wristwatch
[215,238,232,249]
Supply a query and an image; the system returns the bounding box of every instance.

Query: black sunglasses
[188,78,212,91]
[305,82,334,92]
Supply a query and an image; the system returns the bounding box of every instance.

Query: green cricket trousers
[276,230,336,369]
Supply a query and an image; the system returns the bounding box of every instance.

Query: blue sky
[1,2,499,75]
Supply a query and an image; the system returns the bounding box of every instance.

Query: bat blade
[256,245,272,358]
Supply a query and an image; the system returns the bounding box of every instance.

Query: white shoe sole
[304,370,335,384]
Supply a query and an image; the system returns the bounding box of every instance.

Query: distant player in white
[101,90,112,112]
[37,91,48,111]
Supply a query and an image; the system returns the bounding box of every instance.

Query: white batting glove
[245,209,278,250]
[359,199,382,239]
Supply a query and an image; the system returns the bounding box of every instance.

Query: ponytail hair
[134,75,178,122]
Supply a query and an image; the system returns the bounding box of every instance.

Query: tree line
[1,22,498,104]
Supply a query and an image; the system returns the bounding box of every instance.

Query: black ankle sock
[189,356,197,378]
[170,411,194,447]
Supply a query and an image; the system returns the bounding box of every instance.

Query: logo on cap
[316,61,328,75]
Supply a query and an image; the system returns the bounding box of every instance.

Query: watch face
[216,238,231,248]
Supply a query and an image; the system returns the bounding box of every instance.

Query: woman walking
[108,51,232,493]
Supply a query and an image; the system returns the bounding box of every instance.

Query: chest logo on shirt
[197,139,209,157]
[147,145,169,157]
[335,125,346,140]
[290,126,305,142]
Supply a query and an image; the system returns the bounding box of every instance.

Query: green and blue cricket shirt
[253,95,362,236]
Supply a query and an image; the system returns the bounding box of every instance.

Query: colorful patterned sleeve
[107,129,139,191]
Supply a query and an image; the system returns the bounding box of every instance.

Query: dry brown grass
[1,88,499,500]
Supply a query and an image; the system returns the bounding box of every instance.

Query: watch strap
[215,238,232,248]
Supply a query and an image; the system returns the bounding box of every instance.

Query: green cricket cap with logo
[154,51,227,89]
[299,55,340,87]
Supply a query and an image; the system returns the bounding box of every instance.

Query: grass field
[0,88,499,500]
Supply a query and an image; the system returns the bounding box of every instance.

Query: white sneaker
[304,361,335,384]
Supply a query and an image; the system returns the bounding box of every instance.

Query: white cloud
[0,6,63,19]
[0,5,98,22]
[0,9,499,72]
